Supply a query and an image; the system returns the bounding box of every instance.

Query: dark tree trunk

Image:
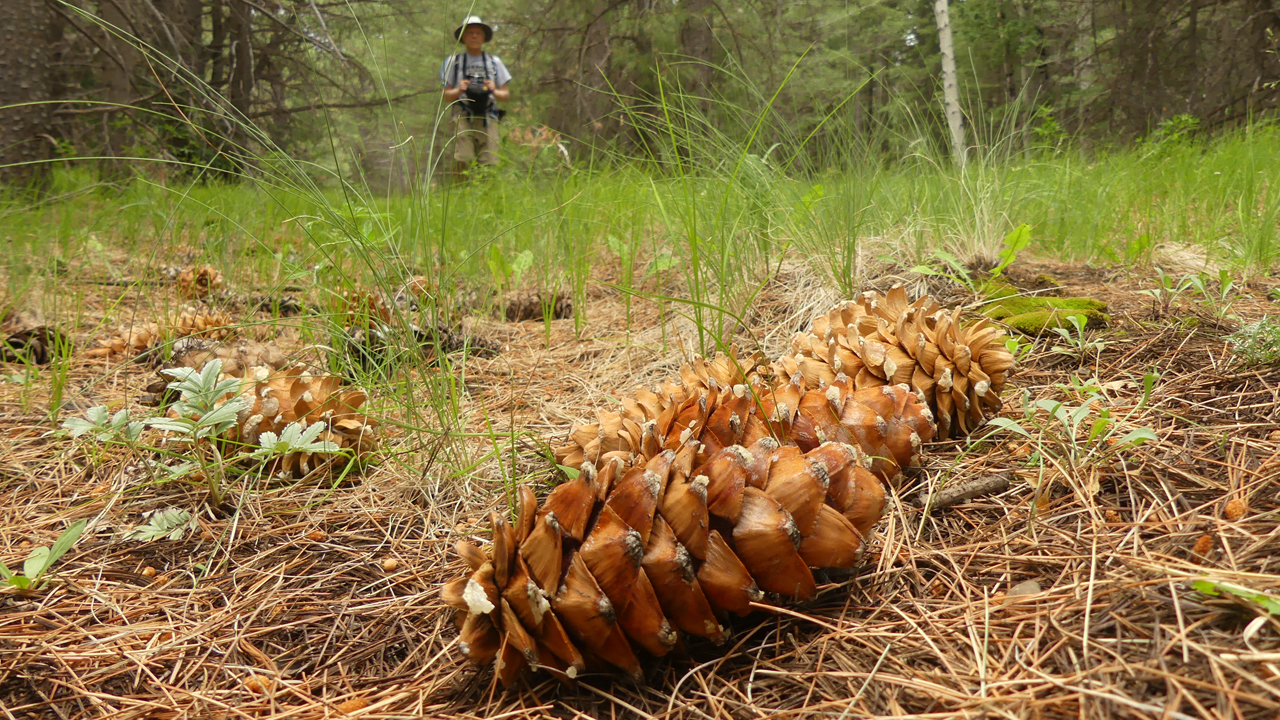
[98,0,140,176]
[678,0,714,112]
[165,0,206,76]
[229,0,254,119]
[0,0,55,190]
[211,0,227,88]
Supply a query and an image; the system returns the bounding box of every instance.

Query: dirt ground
[1,257,1279,719]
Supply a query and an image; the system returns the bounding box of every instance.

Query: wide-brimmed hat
[454,15,493,42]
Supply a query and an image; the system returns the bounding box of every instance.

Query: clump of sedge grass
[1227,316,1280,366]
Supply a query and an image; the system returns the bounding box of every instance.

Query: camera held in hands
[461,73,492,118]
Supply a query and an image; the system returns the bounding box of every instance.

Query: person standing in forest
[440,15,511,176]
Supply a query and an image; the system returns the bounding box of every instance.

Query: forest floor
[1,253,1279,719]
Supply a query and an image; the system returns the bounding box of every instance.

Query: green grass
[9,122,1279,309]
[4,119,1280,489]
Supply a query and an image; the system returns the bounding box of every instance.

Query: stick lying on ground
[912,474,1011,512]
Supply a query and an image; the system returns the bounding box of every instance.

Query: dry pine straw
[1,261,1279,720]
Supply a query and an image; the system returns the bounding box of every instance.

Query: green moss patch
[981,284,1110,335]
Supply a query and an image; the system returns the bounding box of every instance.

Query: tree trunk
[99,0,140,177]
[211,0,227,88]
[678,0,714,113]
[226,0,254,155]
[933,0,966,169]
[0,0,55,190]
[229,0,254,119]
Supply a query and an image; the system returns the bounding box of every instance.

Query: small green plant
[46,332,74,423]
[985,374,1159,501]
[63,405,145,443]
[1004,335,1035,363]
[1184,269,1239,322]
[1136,266,1193,315]
[911,249,980,294]
[1050,314,1107,359]
[1227,317,1280,366]
[125,508,197,541]
[489,247,534,292]
[250,420,340,463]
[1143,114,1200,150]
[1030,104,1069,155]
[912,223,1029,293]
[146,359,247,506]
[990,223,1031,282]
[1055,374,1105,398]
[0,519,87,591]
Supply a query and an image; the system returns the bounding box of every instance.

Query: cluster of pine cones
[446,288,1014,685]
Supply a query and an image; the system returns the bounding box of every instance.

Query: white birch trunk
[933,0,966,169]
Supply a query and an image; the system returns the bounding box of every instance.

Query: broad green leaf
[24,547,50,580]
[1088,413,1111,442]
[985,417,1033,438]
[646,250,677,276]
[605,234,627,258]
[1141,372,1159,408]
[510,249,534,286]
[34,519,87,582]
[0,560,12,580]
[8,576,31,590]
[1070,399,1098,427]
[62,417,100,438]
[1192,580,1280,615]
[995,223,1031,274]
[1116,428,1158,446]
[147,418,193,434]
[799,183,825,211]
[556,464,580,479]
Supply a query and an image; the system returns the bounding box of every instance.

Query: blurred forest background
[2,0,1279,189]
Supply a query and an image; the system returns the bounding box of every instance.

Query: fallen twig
[912,473,1011,512]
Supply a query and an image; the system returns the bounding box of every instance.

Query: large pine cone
[780,288,1014,438]
[448,351,937,685]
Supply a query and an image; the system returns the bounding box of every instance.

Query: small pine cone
[172,307,237,339]
[449,437,885,685]
[782,287,1014,438]
[553,348,934,484]
[503,291,573,322]
[341,290,392,328]
[230,365,378,477]
[396,275,434,310]
[87,322,160,359]
[166,337,287,377]
[413,323,501,358]
[176,265,225,299]
[2,326,72,365]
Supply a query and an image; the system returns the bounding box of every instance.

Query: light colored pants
[452,115,500,165]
